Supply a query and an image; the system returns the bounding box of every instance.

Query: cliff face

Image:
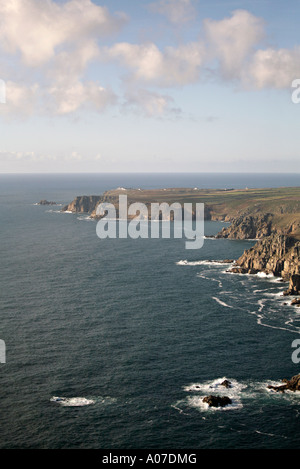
[233,234,300,281]
[215,213,273,240]
[62,193,213,221]
[62,196,102,214]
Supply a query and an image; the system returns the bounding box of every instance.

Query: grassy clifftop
[62,186,300,239]
[89,186,300,239]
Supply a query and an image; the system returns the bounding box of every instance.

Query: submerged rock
[202,395,232,407]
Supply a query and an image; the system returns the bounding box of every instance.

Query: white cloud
[0,0,126,67]
[246,47,300,89]
[1,2,300,121]
[49,41,101,85]
[105,40,206,86]
[0,0,126,116]
[0,76,117,117]
[148,0,196,24]
[123,88,181,117]
[203,9,265,80]
[0,81,40,117]
[103,10,267,90]
[0,150,58,162]
[47,80,117,115]
[203,11,300,90]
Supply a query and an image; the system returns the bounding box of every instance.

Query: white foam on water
[212,297,233,308]
[249,380,300,403]
[264,291,286,298]
[182,377,245,412]
[176,259,233,266]
[77,216,94,222]
[50,396,95,407]
[197,273,223,289]
[257,299,266,313]
[174,376,300,416]
[176,260,209,266]
[184,377,244,394]
[256,272,275,279]
[269,277,286,284]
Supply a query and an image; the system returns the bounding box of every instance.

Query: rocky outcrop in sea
[38,200,57,205]
[267,374,300,393]
[202,395,232,408]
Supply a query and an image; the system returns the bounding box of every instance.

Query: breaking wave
[212,297,233,308]
[173,377,300,415]
[50,396,95,407]
[176,259,233,266]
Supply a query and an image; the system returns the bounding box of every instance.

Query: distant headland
[61,186,300,298]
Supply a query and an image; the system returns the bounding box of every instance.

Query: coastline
[59,186,300,299]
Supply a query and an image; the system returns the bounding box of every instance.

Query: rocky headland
[228,234,300,301]
[231,234,299,278]
[61,186,300,296]
[62,195,102,213]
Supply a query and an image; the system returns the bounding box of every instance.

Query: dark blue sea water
[0,173,300,449]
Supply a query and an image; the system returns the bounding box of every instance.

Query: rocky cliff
[213,203,299,291]
[61,187,299,291]
[230,234,300,293]
[62,195,102,214]
[215,212,274,240]
[61,191,213,221]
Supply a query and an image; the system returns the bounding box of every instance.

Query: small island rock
[202,395,232,407]
[38,200,57,205]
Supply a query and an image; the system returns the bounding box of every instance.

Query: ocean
[0,172,300,450]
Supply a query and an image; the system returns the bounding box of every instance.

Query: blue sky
[0,0,300,173]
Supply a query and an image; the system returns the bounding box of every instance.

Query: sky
[0,0,300,173]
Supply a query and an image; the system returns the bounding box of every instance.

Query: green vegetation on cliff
[63,186,300,239]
